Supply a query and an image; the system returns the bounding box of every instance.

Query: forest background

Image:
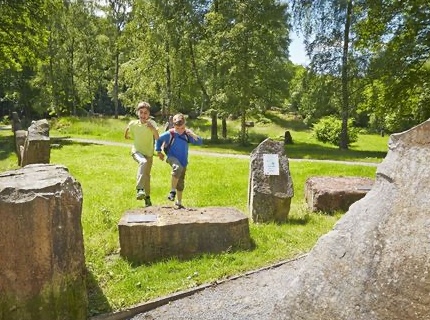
[1,0,429,147]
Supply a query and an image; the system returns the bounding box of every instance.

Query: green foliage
[0,0,52,72]
[1,116,10,125]
[313,116,359,147]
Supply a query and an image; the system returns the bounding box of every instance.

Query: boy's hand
[157,152,165,161]
[185,129,198,140]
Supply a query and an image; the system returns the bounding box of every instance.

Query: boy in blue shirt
[155,113,203,208]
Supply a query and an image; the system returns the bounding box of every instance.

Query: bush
[312,116,359,147]
[1,115,10,125]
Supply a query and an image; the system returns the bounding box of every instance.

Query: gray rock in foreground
[0,164,87,320]
[273,120,430,320]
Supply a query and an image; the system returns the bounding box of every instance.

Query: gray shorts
[167,157,186,191]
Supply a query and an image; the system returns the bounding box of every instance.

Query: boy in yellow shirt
[124,101,159,206]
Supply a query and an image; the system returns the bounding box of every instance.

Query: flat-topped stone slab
[305,176,374,212]
[118,206,251,264]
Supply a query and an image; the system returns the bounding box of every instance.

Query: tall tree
[0,0,51,72]
[212,0,291,145]
[292,0,360,149]
[356,0,430,132]
[0,0,55,119]
[102,0,132,118]
[122,0,204,117]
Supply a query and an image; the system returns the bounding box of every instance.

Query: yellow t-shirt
[127,119,158,156]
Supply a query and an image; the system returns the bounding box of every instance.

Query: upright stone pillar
[14,130,27,165]
[0,164,87,320]
[248,138,294,223]
[11,111,22,132]
[21,119,50,167]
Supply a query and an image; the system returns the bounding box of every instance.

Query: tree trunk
[113,49,119,119]
[339,0,352,150]
[165,42,172,115]
[210,110,218,142]
[240,110,247,146]
[222,117,227,139]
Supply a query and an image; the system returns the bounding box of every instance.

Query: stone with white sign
[248,138,294,223]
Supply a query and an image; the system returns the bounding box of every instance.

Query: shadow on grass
[285,141,387,161]
[285,216,312,225]
[86,269,112,317]
[263,112,309,131]
[0,135,15,161]
[201,139,386,162]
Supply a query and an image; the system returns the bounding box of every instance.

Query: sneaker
[144,196,152,207]
[136,189,146,200]
[175,203,185,209]
[167,191,176,201]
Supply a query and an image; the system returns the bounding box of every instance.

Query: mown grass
[0,114,386,316]
[48,110,389,162]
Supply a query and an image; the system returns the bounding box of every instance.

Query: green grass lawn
[48,111,389,162]
[0,114,387,316]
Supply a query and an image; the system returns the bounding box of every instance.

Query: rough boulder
[273,120,430,320]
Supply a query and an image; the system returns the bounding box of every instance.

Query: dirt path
[91,255,307,320]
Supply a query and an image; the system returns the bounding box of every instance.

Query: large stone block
[21,119,50,167]
[305,176,374,212]
[118,207,251,264]
[273,120,430,319]
[0,164,87,320]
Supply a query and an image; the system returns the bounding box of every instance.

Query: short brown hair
[136,101,151,113]
[173,113,185,125]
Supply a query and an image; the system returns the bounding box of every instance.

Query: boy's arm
[185,129,203,145]
[124,126,130,139]
[148,119,159,140]
[155,134,164,152]
[155,133,166,160]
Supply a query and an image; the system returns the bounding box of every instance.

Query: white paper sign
[263,154,279,175]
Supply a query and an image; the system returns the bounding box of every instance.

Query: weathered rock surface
[118,206,251,264]
[248,138,294,223]
[14,129,27,165]
[11,111,22,132]
[305,176,374,212]
[20,119,50,166]
[273,120,430,319]
[0,164,87,320]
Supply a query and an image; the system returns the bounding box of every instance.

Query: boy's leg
[132,152,149,200]
[142,156,153,196]
[166,157,184,201]
[175,168,187,208]
[142,156,153,206]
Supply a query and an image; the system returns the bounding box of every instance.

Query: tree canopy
[1,0,429,144]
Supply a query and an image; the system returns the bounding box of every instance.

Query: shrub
[312,116,359,147]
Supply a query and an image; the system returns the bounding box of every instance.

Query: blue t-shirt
[155,130,203,167]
